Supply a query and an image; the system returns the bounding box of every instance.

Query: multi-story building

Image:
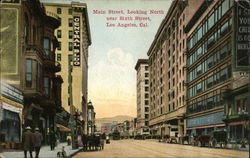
[185,0,249,141]
[135,59,150,136]
[147,0,187,138]
[43,2,92,134]
[0,0,62,145]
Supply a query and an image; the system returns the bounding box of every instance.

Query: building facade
[147,0,187,138]
[135,59,150,136]
[43,2,91,134]
[0,0,62,145]
[185,0,249,141]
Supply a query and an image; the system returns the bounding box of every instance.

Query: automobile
[209,130,227,148]
[192,135,211,147]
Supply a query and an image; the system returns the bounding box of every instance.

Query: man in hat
[22,126,34,158]
[33,128,43,158]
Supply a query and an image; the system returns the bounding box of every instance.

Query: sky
[41,0,171,118]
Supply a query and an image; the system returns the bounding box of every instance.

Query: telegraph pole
[68,54,77,149]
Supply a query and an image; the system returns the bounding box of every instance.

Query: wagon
[209,130,227,148]
[192,135,210,147]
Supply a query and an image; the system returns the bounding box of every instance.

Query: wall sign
[236,1,250,67]
[0,81,23,104]
[73,16,81,66]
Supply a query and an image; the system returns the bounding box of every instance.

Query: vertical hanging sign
[73,16,81,66]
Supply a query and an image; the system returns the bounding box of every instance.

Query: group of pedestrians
[22,126,43,158]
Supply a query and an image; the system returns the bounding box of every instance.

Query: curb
[68,148,83,158]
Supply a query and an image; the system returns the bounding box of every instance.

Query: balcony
[45,11,60,28]
[25,45,44,58]
[44,59,61,72]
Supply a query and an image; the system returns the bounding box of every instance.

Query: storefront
[0,81,23,144]
[187,111,225,136]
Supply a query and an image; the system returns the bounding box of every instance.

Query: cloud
[88,48,137,118]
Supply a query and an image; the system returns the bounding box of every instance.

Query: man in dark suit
[22,126,34,158]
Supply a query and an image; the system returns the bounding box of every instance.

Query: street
[73,139,249,158]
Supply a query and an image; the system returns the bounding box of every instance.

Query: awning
[56,124,71,132]
[187,124,225,130]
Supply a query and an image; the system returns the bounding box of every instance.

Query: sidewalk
[0,143,82,158]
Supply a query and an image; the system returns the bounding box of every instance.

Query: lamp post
[68,54,77,149]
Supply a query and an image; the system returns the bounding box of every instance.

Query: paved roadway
[73,139,249,158]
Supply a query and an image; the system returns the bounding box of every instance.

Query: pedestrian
[22,126,34,158]
[49,130,56,150]
[33,128,43,158]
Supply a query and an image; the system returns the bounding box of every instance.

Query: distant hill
[95,115,134,129]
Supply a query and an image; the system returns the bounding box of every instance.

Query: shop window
[0,110,20,142]
[25,59,32,87]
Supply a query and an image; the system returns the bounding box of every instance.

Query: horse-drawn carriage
[82,135,104,151]
[209,130,227,148]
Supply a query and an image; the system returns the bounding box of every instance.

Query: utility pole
[68,54,77,149]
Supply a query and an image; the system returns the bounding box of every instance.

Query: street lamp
[68,54,77,149]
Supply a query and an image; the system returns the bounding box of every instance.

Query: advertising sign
[73,16,81,66]
[236,1,250,67]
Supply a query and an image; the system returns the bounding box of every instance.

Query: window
[196,83,202,94]
[221,0,230,16]
[68,18,73,27]
[58,17,61,25]
[145,114,149,119]
[208,12,215,30]
[57,8,61,14]
[197,64,202,76]
[145,100,149,105]
[69,42,73,51]
[145,107,149,112]
[145,66,149,71]
[26,59,32,87]
[36,62,40,90]
[68,8,72,15]
[220,68,227,82]
[207,56,214,69]
[145,94,149,99]
[44,77,49,97]
[43,38,50,57]
[145,80,149,84]
[69,30,73,39]
[57,30,62,38]
[145,87,149,92]
[145,73,149,77]
[58,42,61,50]
[57,54,61,61]
[207,76,213,89]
